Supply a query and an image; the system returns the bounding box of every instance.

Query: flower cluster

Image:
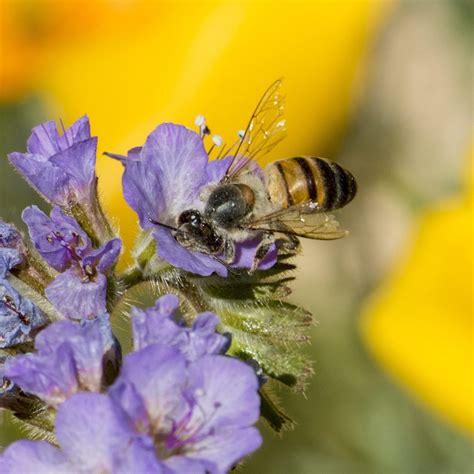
[0,114,313,472]
[1,295,261,473]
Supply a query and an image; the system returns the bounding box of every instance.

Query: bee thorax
[204,183,255,229]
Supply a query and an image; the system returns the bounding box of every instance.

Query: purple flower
[0,393,165,474]
[1,293,262,472]
[23,205,121,319]
[0,249,48,348]
[2,346,261,473]
[5,315,117,407]
[110,345,262,473]
[132,294,230,360]
[117,123,276,276]
[8,116,97,208]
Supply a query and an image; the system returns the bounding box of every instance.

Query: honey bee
[154,79,357,273]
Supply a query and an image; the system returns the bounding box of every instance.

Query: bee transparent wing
[247,203,348,240]
[224,79,287,179]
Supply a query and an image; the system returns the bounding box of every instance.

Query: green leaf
[259,383,294,432]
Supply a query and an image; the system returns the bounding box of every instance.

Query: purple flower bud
[132,294,231,361]
[8,116,97,208]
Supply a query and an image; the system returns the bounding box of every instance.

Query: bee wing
[224,79,287,179]
[247,203,348,240]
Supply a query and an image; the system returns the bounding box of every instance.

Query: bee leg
[249,233,275,274]
[269,222,300,251]
[279,233,300,251]
[223,239,236,265]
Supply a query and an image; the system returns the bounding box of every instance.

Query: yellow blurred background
[0,1,472,472]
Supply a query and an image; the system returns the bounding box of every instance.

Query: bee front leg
[223,239,236,265]
[249,232,275,274]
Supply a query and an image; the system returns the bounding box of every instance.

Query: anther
[194,115,206,127]
[2,295,30,325]
[2,295,15,308]
[212,135,223,147]
[195,115,211,138]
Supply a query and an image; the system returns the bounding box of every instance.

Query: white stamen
[194,115,206,127]
[212,135,223,147]
[237,130,245,139]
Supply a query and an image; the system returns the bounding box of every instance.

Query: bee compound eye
[178,209,201,226]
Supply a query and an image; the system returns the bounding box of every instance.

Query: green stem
[70,189,115,247]
[119,266,144,289]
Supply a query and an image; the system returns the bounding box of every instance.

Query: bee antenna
[148,217,178,232]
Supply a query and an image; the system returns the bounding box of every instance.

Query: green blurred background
[1,1,472,472]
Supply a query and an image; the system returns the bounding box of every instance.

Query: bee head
[177,209,203,227]
[175,209,223,254]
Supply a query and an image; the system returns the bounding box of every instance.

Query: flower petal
[32,316,114,393]
[5,344,79,406]
[188,426,262,473]
[232,237,278,270]
[164,455,217,474]
[114,437,166,474]
[122,159,164,229]
[49,137,97,195]
[0,440,71,474]
[83,238,121,273]
[155,227,227,277]
[206,156,232,183]
[57,115,91,150]
[112,345,188,429]
[132,294,182,351]
[0,279,48,348]
[0,248,22,278]
[141,123,209,221]
[46,269,107,320]
[132,295,229,360]
[26,121,61,156]
[0,221,23,249]
[56,393,136,471]
[8,152,71,206]
[186,355,260,430]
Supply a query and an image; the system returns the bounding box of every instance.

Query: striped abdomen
[264,157,357,211]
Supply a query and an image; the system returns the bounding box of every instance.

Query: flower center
[46,231,97,282]
[156,394,223,458]
[47,230,83,264]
